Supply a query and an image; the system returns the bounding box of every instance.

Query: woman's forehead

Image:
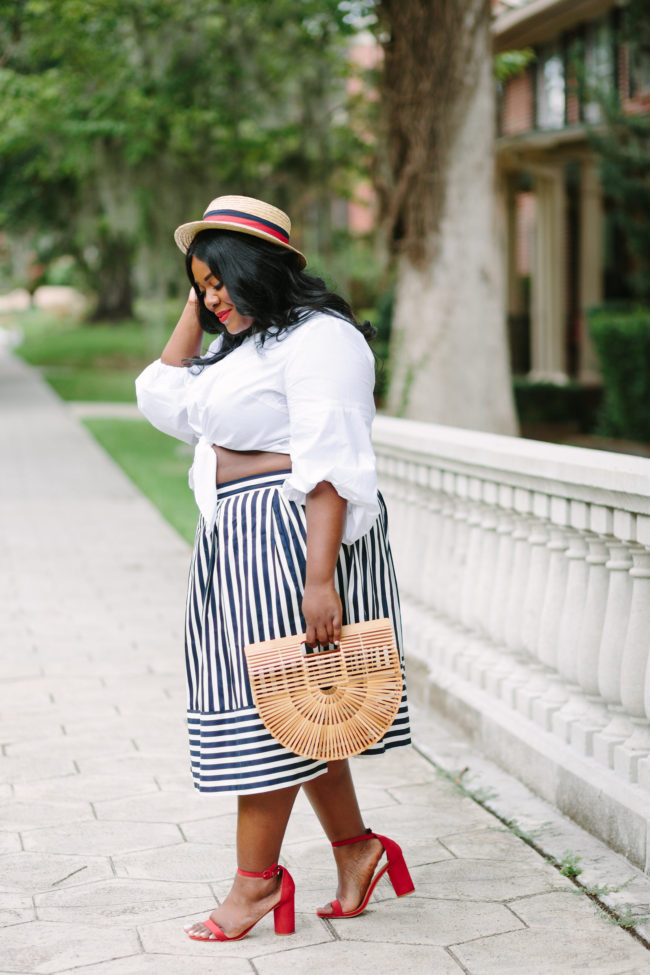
[191,255,217,282]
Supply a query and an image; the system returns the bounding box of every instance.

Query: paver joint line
[411,738,650,953]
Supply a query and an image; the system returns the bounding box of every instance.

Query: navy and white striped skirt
[184,470,411,795]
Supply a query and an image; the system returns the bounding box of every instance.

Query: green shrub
[587,306,650,442]
[513,379,601,431]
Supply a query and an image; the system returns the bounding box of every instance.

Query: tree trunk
[378,0,518,434]
[89,236,134,322]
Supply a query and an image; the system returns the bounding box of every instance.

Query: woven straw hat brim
[174,195,306,268]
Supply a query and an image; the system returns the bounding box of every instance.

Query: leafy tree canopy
[0,0,365,316]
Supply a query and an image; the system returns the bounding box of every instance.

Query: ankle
[237,863,281,879]
[333,835,382,864]
[231,871,280,901]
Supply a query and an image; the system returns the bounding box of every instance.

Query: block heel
[316,828,415,919]
[186,863,295,942]
[273,868,296,934]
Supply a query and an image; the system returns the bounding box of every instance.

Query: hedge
[587,306,650,442]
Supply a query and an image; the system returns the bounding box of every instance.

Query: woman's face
[190,255,253,334]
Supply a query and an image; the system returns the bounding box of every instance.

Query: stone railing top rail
[373,415,650,531]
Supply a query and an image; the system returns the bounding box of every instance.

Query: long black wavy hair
[183,229,375,367]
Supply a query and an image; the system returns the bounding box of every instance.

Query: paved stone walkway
[1,350,650,974]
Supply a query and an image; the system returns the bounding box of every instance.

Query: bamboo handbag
[243,618,402,761]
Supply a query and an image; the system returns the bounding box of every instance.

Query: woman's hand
[160,288,203,365]
[302,581,342,647]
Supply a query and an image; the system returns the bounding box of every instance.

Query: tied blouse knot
[135,313,380,543]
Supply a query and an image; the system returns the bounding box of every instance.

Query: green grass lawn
[83,418,198,544]
[12,303,178,402]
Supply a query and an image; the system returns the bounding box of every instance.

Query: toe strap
[318,899,344,918]
[202,918,227,940]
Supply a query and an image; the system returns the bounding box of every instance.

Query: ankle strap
[332,828,374,848]
[237,863,281,879]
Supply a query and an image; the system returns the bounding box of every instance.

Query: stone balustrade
[373,415,650,873]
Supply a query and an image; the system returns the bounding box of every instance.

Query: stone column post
[529,168,568,383]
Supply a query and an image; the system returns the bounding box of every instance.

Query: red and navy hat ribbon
[202,208,290,245]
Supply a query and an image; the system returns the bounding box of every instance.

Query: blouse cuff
[281,466,379,544]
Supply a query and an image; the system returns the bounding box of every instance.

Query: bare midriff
[213,444,292,484]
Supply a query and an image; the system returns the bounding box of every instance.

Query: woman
[136,195,413,943]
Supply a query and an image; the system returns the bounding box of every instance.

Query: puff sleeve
[134,360,197,444]
[281,316,379,544]
[134,337,222,445]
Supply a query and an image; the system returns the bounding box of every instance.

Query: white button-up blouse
[135,312,380,544]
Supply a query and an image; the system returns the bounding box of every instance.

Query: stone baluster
[394,458,418,588]
[464,486,506,687]
[472,482,500,637]
[458,488,502,682]
[613,547,650,782]
[592,538,635,768]
[427,489,452,619]
[569,528,611,755]
[531,498,571,730]
[420,484,455,673]
[503,491,534,654]
[376,455,402,547]
[551,505,591,741]
[409,468,432,605]
[445,492,476,673]
[515,500,553,718]
[483,497,519,696]
[442,475,470,622]
[638,517,650,788]
[432,475,470,670]
[397,461,422,600]
[434,474,459,620]
[418,469,445,613]
[453,492,487,679]
[520,495,552,659]
[487,488,515,643]
[459,488,486,632]
[500,490,537,708]
[537,499,570,668]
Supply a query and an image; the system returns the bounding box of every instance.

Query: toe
[185,921,215,940]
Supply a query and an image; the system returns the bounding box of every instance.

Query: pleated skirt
[184,470,411,795]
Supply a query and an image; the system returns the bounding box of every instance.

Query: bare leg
[185,784,299,940]
[302,760,385,914]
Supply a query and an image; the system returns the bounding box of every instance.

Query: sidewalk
[1,350,649,975]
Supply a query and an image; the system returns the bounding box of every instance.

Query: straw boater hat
[174,195,307,268]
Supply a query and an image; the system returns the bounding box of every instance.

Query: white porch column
[578,158,604,383]
[529,168,568,383]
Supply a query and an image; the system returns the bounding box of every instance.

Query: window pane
[537,47,566,129]
[584,18,613,123]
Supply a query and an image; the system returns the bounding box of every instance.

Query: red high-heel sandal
[317,829,415,919]
[186,863,295,941]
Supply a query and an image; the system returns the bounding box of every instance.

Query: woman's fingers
[332,612,341,646]
[304,617,339,648]
[316,622,330,646]
[302,585,342,647]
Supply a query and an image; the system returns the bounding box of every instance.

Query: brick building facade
[493,0,650,383]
